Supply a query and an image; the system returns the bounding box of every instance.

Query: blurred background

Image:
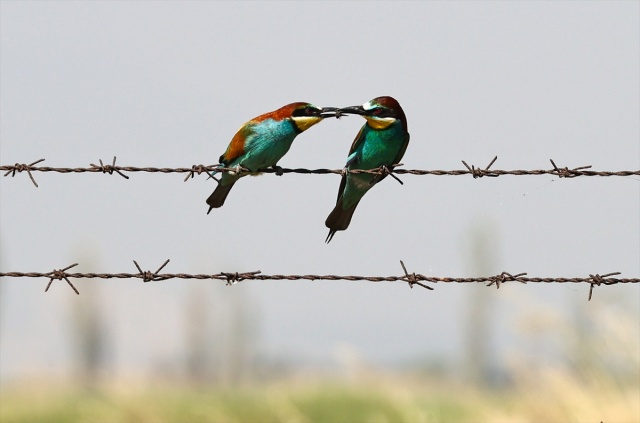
[1,2,638,422]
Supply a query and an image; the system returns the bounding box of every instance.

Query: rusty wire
[0,260,636,301]
[2,156,639,187]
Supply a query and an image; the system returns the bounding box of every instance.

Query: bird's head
[270,102,339,133]
[336,96,407,132]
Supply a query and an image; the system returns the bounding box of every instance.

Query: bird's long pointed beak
[319,107,340,118]
[336,105,367,116]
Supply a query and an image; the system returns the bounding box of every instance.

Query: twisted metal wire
[1,260,636,301]
[2,156,639,187]
[3,157,637,302]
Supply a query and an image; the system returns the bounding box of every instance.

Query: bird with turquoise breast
[325,96,409,242]
[206,102,336,212]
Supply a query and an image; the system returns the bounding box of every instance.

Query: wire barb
[221,270,262,286]
[44,263,80,295]
[2,158,45,187]
[588,272,621,301]
[205,168,221,183]
[461,156,499,178]
[133,259,171,282]
[89,156,129,179]
[2,157,638,182]
[1,264,636,301]
[550,159,593,178]
[184,164,211,182]
[370,164,404,186]
[486,272,528,289]
[400,260,434,290]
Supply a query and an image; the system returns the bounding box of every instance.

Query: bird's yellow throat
[291,116,323,132]
[365,116,396,130]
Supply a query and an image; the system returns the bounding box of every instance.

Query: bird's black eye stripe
[293,106,320,117]
[371,107,394,118]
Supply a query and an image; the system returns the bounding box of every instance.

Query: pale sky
[1,1,638,381]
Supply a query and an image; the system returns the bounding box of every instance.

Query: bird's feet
[272,165,284,176]
[230,164,249,176]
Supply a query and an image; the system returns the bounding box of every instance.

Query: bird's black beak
[319,107,340,118]
[336,105,367,116]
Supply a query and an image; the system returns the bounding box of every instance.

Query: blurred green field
[0,384,470,423]
[3,288,637,422]
[2,371,638,423]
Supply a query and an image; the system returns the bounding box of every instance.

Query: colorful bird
[325,96,409,242]
[206,102,336,212]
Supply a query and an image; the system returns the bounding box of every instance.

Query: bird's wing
[333,125,366,202]
[334,168,347,203]
[391,132,410,169]
[219,123,256,165]
[347,125,367,158]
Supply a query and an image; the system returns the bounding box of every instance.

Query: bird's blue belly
[236,119,297,171]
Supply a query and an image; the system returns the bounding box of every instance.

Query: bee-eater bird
[325,96,409,243]
[206,102,336,212]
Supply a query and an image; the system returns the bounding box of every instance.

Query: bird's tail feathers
[206,182,235,213]
[324,199,358,243]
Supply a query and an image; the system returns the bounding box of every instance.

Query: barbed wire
[1,260,637,301]
[2,156,639,187]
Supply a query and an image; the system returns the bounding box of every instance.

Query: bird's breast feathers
[221,119,297,165]
[234,119,298,170]
[245,118,298,146]
[356,124,406,167]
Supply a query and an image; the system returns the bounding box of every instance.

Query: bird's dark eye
[293,107,313,117]
[373,108,383,116]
